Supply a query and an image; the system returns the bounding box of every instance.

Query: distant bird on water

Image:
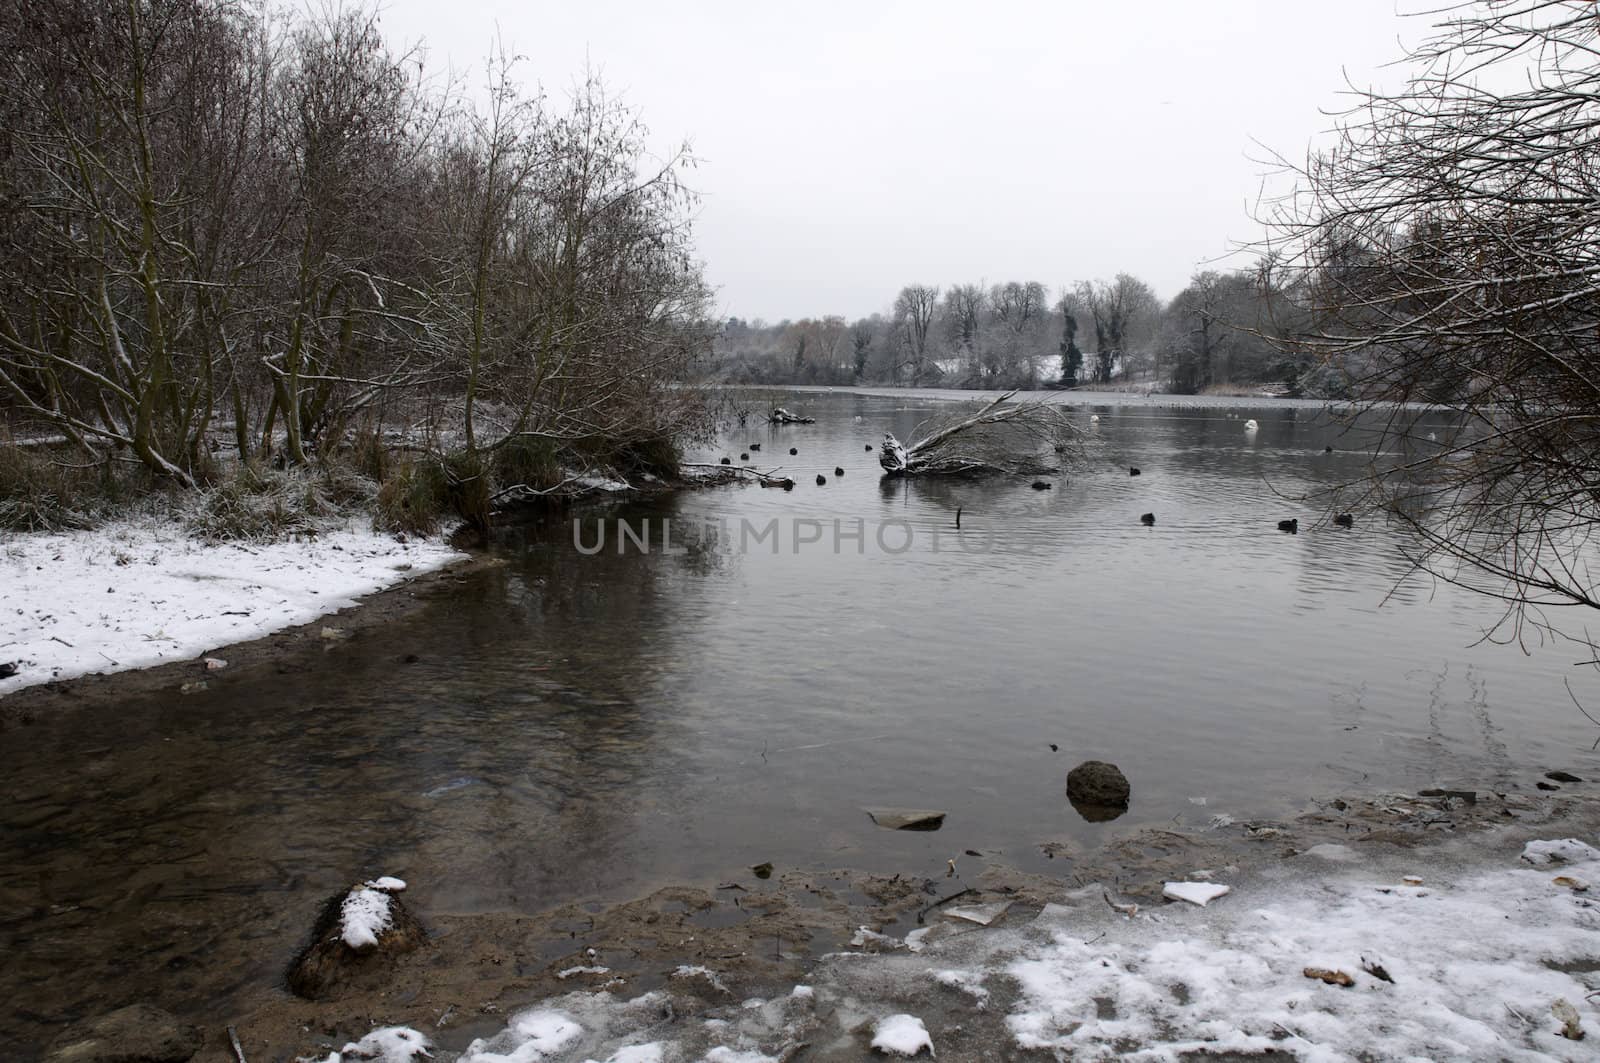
[1244,419,1260,432]
[1129,467,1141,476]
[834,466,844,476]
[1140,513,1155,525]
[789,447,798,455]
[816,474,826,486]
[1278,518,1299,533]
[1031,481,1052,490]
[1333,513,1354,527]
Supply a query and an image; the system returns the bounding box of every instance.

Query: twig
[917,887,976,925]
[226,1025,247,1063]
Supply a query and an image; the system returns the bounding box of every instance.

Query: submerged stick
[917,887,977,924]
[226,1026,247,1063]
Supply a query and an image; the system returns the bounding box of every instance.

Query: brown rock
[286,883,427,1001]
[1066,761,1131,811]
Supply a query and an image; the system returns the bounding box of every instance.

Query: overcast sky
[377,0,1420,322]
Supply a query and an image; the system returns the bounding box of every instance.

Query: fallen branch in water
[768,406,815,424]
[680,462,796,489]
[880,391,1078,477]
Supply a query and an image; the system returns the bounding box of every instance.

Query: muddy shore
[35,783,1599,1062]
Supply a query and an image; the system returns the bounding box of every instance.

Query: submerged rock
[287,877,426,1000]
[1066,760,1131,811]
[45,1004,201,1063]
[864,808,946,831]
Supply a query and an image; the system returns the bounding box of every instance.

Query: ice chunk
[460,1009,582,1062]
[1521,838,1598,866]
[941,901,1011,926]
[336,1026,432,1062]
[1162,881,1231,907]
[871,1014,933,1057]
[368,876,407,892]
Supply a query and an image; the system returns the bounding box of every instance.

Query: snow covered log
[878,391,1077,477]
[768,406,816,424]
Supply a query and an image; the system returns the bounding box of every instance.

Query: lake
[3,387,1596,1047]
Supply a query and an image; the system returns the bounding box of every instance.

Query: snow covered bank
[0,520,465,697]
[314,833,1600,1061]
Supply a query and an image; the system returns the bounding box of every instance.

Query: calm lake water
[3,387,1597,1045]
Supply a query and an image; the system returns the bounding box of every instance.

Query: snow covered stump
[287,877,424,1000]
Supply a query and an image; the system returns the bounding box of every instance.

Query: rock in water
[1066,760,1131,812]
[1547,770,1584,783]
[287,878,426,1000]
[45,1004,202,1063]
[864,807,946,831]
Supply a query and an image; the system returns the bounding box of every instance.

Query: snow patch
[1522,838,1598,866]
[0,520,464,696]
[339,887,393,949]
[330,1026,432,1062]
[871,1014,934,1057]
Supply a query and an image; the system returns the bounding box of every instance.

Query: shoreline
[84,784,1599,1062]
[0,534,495,728]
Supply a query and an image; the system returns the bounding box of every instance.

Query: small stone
[864,808,945,831]
[179,680,207,695]
[1553,876,1589,892]
[1303,967,1355,987]
[320,626,349,641]
[203,657,227,671]
[1537,781,1561,791]
[1546,770,1583,783]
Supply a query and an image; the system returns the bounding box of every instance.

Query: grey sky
[379,0,1418,322]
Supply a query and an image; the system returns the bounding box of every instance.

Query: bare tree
[1265,0,1600,645]
[892,284,939,383]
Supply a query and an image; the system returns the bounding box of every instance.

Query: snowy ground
[0,519,464,697]
[314,833,1600,1062]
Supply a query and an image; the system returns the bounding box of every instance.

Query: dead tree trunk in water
[879,391,1077,476]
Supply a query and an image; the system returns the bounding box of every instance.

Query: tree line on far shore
[711,264,1359,397]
